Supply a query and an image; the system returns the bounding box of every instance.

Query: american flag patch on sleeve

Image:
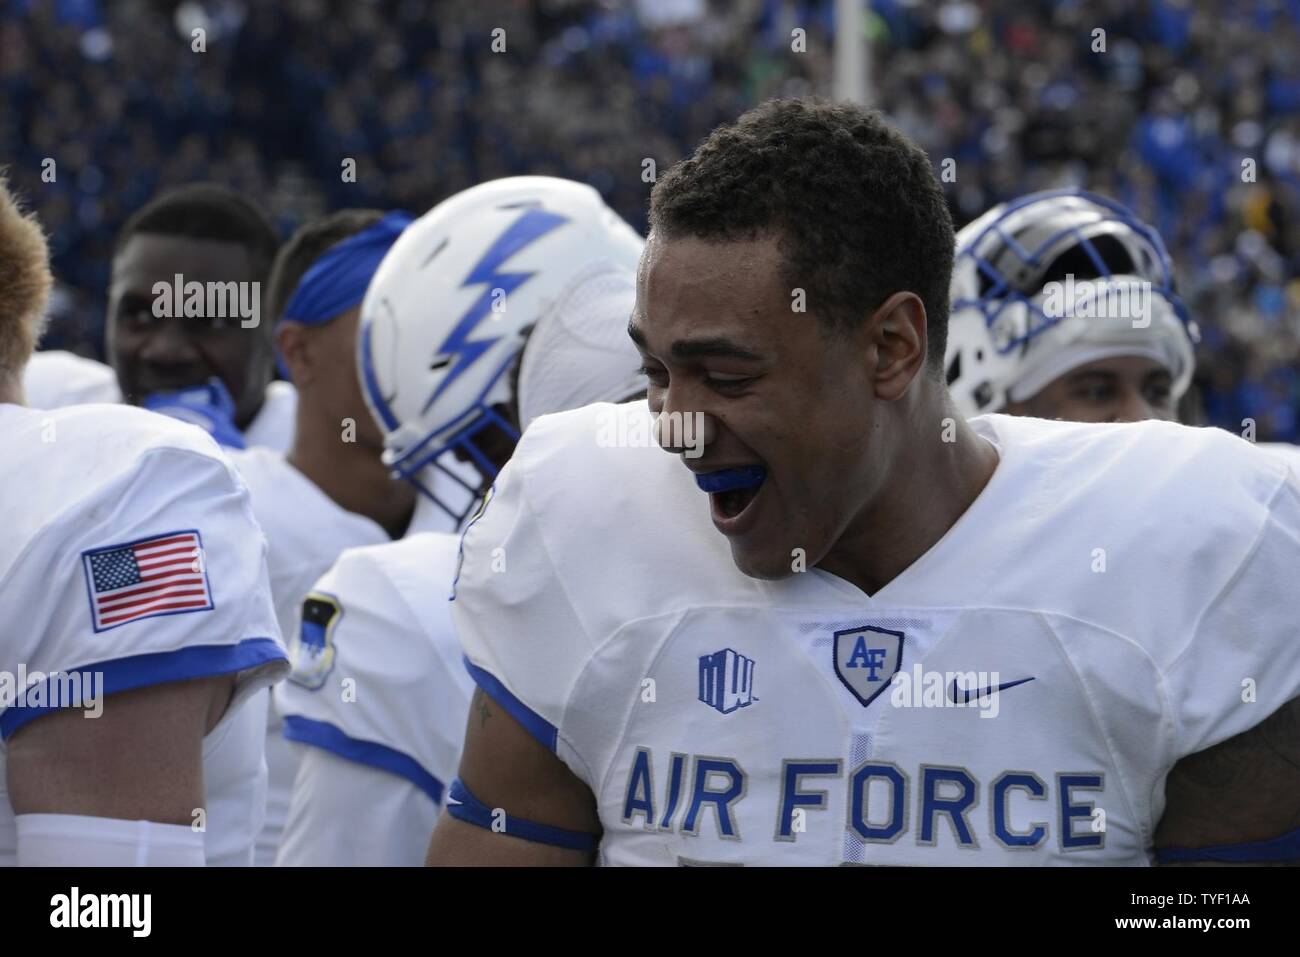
[81,530,214,632]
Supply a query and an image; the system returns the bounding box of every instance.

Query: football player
[0,178,288,866]
[945,190,1300,860]
[273,176,644,866]
[226,209,421,864]
[429,99,1300,866]
[944,189,1198,424]
[26,184,297,452]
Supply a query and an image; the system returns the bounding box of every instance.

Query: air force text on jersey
[620,747,1105,858]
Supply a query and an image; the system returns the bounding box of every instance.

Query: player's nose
[137,318,203,366]
[1110,388,1156,423]
[653,408,717,455]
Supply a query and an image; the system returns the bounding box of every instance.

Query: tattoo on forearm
[475,690,492,729]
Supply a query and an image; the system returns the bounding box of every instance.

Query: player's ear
[275,321,313,387]
[869,291,927,402]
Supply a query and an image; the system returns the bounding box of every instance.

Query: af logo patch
[833,625,904,707]
[288,592,342,690]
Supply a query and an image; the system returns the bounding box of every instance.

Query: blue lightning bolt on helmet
[944,188,1199,417]
[357,176,644,524]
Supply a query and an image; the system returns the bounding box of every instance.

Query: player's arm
[426,687,600,866]
[8,675,234,863]
[1153,467,1300,866]
[434,428,605,866]
[3,437,287,866]
[1154,696,1300,866]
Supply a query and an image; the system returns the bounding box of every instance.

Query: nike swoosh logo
[948,676,1036,704]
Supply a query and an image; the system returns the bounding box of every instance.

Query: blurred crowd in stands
[4,0,1299,436]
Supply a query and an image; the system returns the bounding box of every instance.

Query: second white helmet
[945,188,1198,417]
[358,176,644,518]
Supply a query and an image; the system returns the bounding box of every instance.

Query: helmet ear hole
[975,349,984,362]
[1039,233,1135,286]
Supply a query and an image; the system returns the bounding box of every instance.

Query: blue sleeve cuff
[1154,825,1300,864]
[462,657,558,753]
[0,637,285,741]
[282,714,444,805]
[446,777,597,852]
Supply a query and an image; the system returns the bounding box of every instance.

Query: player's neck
[286,409,415,539]
[0,372,22,406]
[818,405,999,597]
[233,380,266,431]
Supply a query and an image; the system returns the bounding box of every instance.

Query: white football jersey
[453,403,1300,866]
[241,381,297,454]
[1262,441,1300,477]
[22,351,121,407]
[226,446,393,865]
[21,352,298,454]
[0,402,288,866]
[274,529,474,866]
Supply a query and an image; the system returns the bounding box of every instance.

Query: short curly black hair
[650,98,954,373]
[117,183,279,279]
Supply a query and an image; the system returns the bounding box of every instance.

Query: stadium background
[4,0,1298,438]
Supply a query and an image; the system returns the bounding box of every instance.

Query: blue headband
[276,210,413,376]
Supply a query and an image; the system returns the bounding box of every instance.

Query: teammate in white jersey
[945,189,1300,859]
[86,184,296,451]
[23,349,122,408]
[0,177,288,866]
[274,176,645,865]
[944,189,1198,424]
[429,100,1300,866]
[228,209,423,864]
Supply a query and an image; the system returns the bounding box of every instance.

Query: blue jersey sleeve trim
[462,657,558,752]
[0,637,286,741]
[1154,825,1300,864]
[446,777,597,852]
[282,714,445,805]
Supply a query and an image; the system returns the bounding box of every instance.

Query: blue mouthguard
[695,465,767,493]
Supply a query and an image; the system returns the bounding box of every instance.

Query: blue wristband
[1154,825,1300,864]
[445,778,598,852]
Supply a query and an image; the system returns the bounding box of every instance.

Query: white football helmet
[516,256,645,431]
[358,176,644,522]
[945,188,1198,417]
